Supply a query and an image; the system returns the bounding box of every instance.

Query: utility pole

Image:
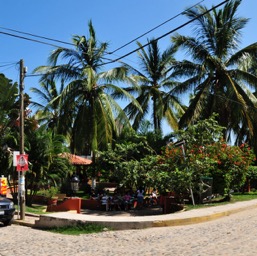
[19,59,26,220]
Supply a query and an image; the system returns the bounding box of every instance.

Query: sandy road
[1,206,257,256]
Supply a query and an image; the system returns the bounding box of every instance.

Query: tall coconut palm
[123,39,185,133]
[171,0,257,144]
[30,78,67,135]
[231,57,257,152]
[34,20,140,163]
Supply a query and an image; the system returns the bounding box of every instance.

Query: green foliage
[96,132,156,188]
[25,205,47,215]
[40,186,59,199]
[123,39,184,132]
[30,78,66,136]
[34,20,140,161]
[247,166,257,180]
[143,130,170,154]
[210,142,255,193]
[172,0,257,156]
[0,74,19,135]
[96,115,255,198]
[156,116,255,198]
[175,113,224,148]
[25,128,72,204]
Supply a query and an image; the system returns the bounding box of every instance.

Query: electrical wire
[0,1,205,55]
[23,0,229,77]
[107,0,205,55]
[0,31,70,49]
[0,61,18,68]
[99,0,229,67]
[0,0,224,67]
[0,0,229,77]
[0,1,205,67]
[0,61,19,75]
[0,26,73,46]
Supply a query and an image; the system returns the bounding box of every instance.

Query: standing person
[150,188,158,206]
[123,192,132,211]
[101,192,111,211]
[136,187,144,209]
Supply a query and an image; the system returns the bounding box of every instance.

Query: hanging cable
[99,0,229,67]
[0,61,18,68]
[0,26,73,46]
[0,31,70,49]
[107,0,205,55]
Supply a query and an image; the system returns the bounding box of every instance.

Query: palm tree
[30,78,67,135]
[34,20,140,163]
[0,74,19,136]
[25,127,71,205]
[123,39,185,133]
[231,57,257,151]
[171,0,257,145]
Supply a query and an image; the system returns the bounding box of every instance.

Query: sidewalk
[13,199,257,230]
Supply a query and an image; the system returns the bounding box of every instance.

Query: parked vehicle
[0,196,15,226]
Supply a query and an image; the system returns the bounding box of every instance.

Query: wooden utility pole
[19,59,26,220]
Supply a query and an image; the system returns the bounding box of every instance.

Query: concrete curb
[33,199,257,230]
[13,219,35,228]
[152,203,257,227]
[13,213,40,228]
[12,199,257,230]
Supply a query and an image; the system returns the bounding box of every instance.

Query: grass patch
[25,205,47,215]
[41,223,109,235]
[185,192,257,211]
[231,192,257,201]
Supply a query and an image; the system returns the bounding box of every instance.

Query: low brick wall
[47,197,81,213]
[81,198,101,210]
[31,195,47,204]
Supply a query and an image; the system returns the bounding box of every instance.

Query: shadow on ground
[81,206,163,217]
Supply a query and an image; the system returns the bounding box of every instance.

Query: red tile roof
[59,153,92,165]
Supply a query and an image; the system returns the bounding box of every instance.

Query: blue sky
[0,0,256,134]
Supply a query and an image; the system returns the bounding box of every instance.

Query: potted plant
[43,186,59,205]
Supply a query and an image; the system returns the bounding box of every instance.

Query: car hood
[0,196,12,203]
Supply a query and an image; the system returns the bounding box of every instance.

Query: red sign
[16,154,29,171]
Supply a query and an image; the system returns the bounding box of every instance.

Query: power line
[0,1,205,66]
[0,1,205,55]
[0,61,19,75]
[99,0,229,67]
[0,30,69,49]
[0,61,18,68]
[0,0,229,73]
[0,26,73,46]
[107,0,205,55]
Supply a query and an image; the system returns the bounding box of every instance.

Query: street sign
[13,151,20,166]
[16,154,29,171]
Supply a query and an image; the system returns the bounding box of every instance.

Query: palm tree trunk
[153,95,158,132]
[91,96,98,188]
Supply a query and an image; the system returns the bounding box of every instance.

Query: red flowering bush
[153,115,256,200]
[198,141,254,194]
